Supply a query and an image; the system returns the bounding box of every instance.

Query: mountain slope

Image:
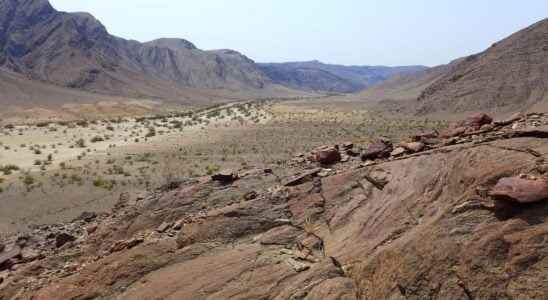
[0,0,276,101]
[359,18,548,114]
[358,64,450,102]
[416,18,548,114]
[258,60,427,93]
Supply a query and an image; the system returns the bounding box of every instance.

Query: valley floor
[0,98,444,234]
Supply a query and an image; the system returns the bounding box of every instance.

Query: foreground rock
[55,232,76,248]
[465,112,493,129]
[211,170,238,184]
[489,177,548,203]
[314,146,342,165]
[361,138,393,160]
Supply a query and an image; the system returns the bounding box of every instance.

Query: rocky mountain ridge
[258,60,427,93]
[0,0,271,100]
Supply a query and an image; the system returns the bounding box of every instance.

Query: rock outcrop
[0,112,547,299]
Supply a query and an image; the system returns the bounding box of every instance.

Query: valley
[0,97,445,233]
[0,0,547,299]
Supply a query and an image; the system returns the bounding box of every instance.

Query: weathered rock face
[1,113,548,299]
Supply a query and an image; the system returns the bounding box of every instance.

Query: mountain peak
[2,0,54,15]
[144,38,197,50]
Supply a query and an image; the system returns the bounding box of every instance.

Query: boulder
[20,248,42,263]
[401,142,425,152]
[73,211,97,223]
[440,127,466,138]
[342,142,354,150]
[390,147,407,157]
[314,146,341,165]
[0,247,21,271]
[86,225,98,235]
[55,232,76,248]
[173,220,184,231]
[212,170,238,184]
[466,113,493,129]
[489,177,548,204]
[243,191,258,201]
[15,236,29,248]
[157,222,172,233]
[345,149,360,157]
[361,139,393,160]
[0,244,4,253]
[411,131,438,141]
[480,124,495,132]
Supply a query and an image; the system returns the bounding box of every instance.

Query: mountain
[360,18,548,115]
[359,64,450,102]
[0,0,291,105]
[257,60,428,93]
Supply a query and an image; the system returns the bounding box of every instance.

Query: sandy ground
[0,101,272,233]
[0,98,445,234]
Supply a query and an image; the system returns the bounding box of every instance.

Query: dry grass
[0,98,447,233]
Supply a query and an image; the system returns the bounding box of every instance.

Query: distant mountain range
[1,0,547,116]
[0,0,279,104]
[257,61,427,93]
[360,18,548,114]
[0,0,430,110]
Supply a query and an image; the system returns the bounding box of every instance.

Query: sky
[49,0,548,67]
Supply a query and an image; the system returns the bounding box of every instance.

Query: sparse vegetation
[0,164,20,175]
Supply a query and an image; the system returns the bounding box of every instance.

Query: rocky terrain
[0,111,546,299]
[258,60,427,93]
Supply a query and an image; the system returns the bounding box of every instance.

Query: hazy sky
[49,0,548,67]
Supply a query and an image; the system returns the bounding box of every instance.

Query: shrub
[0,164,20,175]
[93,177,114,190]
[23,174,35,187]
[90,136,104,143]
[145,127,156,138]
[205,164,220,175]
[75,138,86,148]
